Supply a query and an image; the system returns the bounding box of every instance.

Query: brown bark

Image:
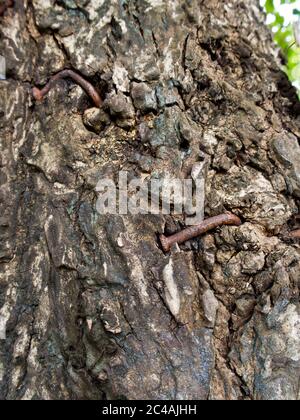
[0,0,300,400]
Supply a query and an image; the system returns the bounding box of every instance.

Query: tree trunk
[1,0,300,400]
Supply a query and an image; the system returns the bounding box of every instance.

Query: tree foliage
[262,0,300,95]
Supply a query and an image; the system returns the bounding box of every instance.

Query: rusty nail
[286,229,300,239]
[32,69,102,108]
[159,212,242,252]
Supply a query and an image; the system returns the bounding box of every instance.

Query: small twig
[32,69,102,108]
[159,213,242,252]
[285,41,295,53]
[0,0,13,16]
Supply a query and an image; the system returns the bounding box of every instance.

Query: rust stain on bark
[0,0,13,16]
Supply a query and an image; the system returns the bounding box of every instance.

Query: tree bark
[0,0,300,400]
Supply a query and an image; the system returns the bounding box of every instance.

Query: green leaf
[274,12,285,26]
[265,0,275,14]
[291,63,300,80]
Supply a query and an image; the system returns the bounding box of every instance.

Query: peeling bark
[1,0,300,400]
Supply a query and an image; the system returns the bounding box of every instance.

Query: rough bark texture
[0,0,300,400]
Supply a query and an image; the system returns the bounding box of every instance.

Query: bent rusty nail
[32,69,102,108]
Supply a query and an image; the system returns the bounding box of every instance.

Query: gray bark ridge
[0,0,300,400]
